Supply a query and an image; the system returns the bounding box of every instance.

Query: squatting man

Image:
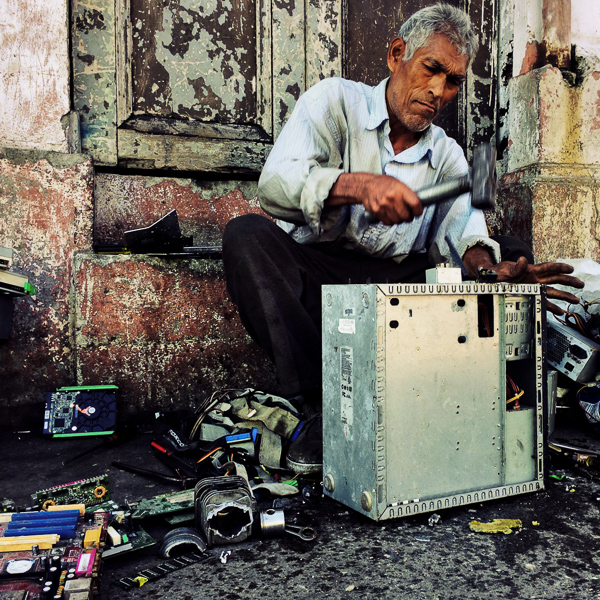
[222,3,584,473]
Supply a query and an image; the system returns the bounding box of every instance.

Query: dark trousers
[222,214,533,397]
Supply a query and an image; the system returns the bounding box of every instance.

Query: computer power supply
[546,319,600,383]
[322,282,546,521]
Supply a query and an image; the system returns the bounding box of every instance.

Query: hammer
[366,143,497,221]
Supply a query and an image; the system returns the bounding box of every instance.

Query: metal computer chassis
[322,282,546,521]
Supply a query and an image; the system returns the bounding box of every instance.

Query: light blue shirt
[258,77,500,266]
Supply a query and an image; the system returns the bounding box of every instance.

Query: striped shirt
[258,77,500,265]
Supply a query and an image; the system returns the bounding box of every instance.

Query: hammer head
[471,143,497,211]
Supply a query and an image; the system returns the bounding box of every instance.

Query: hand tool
[366,142,497,222]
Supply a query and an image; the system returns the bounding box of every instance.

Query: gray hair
[399,3,479,64]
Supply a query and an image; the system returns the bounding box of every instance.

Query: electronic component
[0,247,13,270]
[131,489,194,520]
[75,549,96,577]
[101,525,156,559]
[322,283,546,520]
[425,263,462,284]
[32,474,110,510]
[0,509,105,599]
[0,269,35,296]
[43,386,118,437]
[547,319,600,382]
[115,552,207,589]
[5,510,80,539]
[194,475,255,546]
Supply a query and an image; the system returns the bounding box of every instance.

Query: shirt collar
[367,78,437,169]
[367,78,390,131]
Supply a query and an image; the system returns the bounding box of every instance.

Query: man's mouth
[415,101,437,115]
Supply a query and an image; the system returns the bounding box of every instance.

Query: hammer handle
[364,173,472,222]
[417,174,472,206]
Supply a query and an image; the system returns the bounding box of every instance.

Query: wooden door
[72,0,495,170]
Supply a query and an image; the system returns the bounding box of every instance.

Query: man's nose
[428,74,446,100]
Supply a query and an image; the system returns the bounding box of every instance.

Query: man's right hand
[327,172,423,225]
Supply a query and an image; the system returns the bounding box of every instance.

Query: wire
[506,375,523,409]
[478,301,492,336]
[506,390,524,405]
[189,388,241,440]
[197,447,222,464]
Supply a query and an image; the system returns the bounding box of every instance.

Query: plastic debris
[219,550,232,564]
[428,513,441,527]
[272,497,293,509]
[469,519,522,534]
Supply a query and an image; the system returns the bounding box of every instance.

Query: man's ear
[387,37,406,72]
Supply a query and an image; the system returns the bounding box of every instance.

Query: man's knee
[223,214,269,247]
[223,214,274,263]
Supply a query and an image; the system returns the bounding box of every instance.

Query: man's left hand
[489,257,583,315]
[462,247,584,315]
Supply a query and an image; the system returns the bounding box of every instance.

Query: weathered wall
[0,0,71,152]
[0,150,93,427]
[86,175,277,420]
[497,0,600,263]
[0,155,277,429]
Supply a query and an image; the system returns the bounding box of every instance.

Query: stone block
[499,163,600,263]
[94,174,264,246]
[73,253,277,418]
[508,66,600,171]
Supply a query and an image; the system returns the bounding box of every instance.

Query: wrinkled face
[386,33,468,134]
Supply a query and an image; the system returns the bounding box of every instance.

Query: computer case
[322,282,546,521]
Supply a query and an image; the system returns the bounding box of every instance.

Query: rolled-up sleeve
[429,193,501,267]
[258,81,347,235]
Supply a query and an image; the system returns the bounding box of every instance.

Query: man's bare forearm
[326,173,378,207]
[326,172,422,224]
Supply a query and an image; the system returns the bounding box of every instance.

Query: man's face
[386,33,468,134]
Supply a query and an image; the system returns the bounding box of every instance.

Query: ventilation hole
[390,298,399,306]
[457,299,465,307]
[458,335,467,343]
[390,320,399,329]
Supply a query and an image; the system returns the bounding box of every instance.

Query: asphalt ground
[1,406,600,600]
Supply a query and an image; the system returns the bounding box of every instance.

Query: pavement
[1,406,600,600]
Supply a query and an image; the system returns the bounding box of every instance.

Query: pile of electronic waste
[0,387,317,598]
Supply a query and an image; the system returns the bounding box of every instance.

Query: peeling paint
[132,0,256,123]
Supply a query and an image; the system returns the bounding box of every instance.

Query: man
[222,3,583,472]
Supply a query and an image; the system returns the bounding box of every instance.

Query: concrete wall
[0,152,277,429]
[0,0,71,152]
[497,0,600,263]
